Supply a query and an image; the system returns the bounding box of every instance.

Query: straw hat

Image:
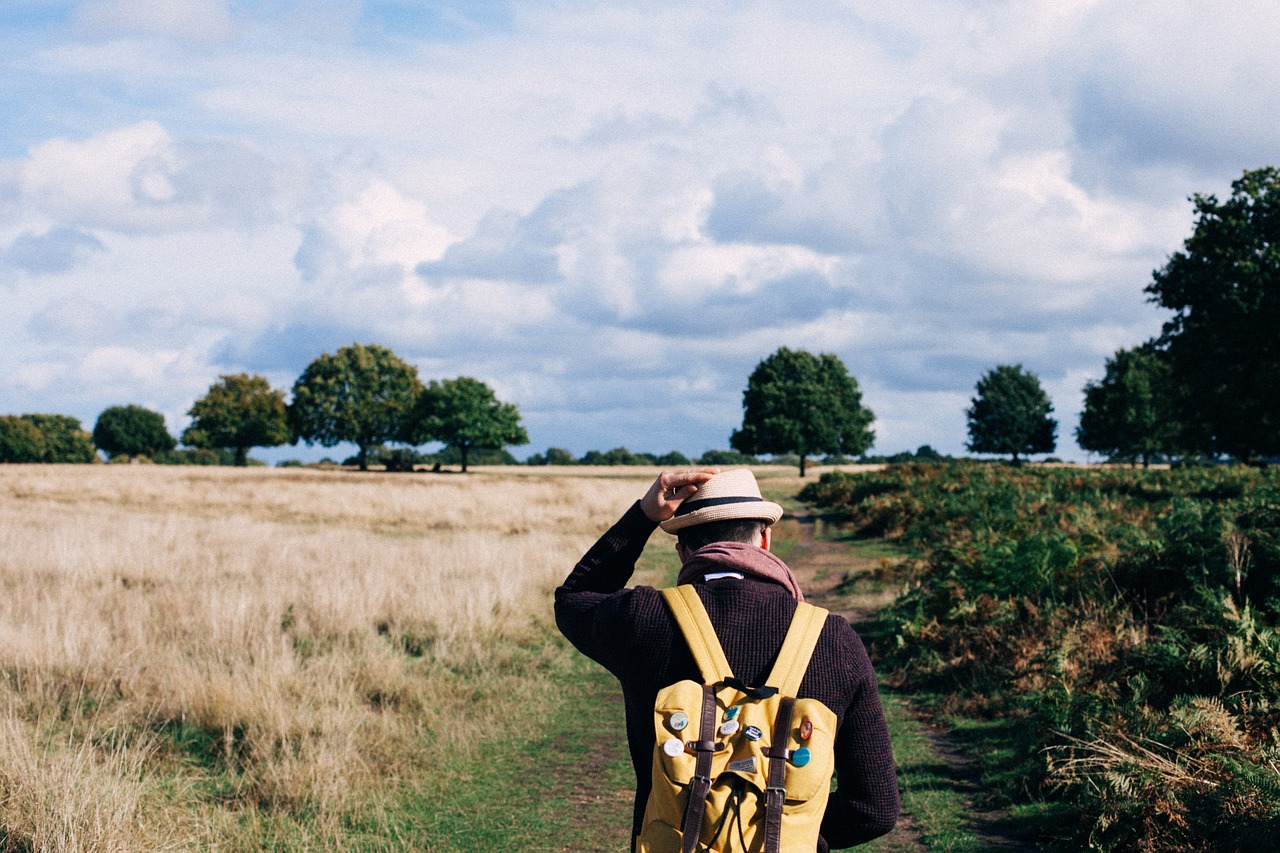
[658,469,784,533]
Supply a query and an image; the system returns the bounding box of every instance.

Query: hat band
[673,495,765,517]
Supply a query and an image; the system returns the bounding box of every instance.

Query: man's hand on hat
[641,469,717,523]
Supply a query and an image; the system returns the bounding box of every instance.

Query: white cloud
[13,122,276,232]
[76,0,234,42]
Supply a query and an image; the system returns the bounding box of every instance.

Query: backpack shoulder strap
[766,602,829,697]
[661,585,734,683]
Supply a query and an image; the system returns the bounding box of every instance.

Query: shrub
[805,462,1280,850]
[579,447,653,465]
[154,448,237,466]
[697,449,759,466]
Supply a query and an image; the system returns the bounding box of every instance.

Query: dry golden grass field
[0,464,690,850]
[0,463,861,850]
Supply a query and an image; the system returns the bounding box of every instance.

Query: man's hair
[676,518,768,551]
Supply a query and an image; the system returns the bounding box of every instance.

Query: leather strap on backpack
[764,697,797,853]
[680,683,720,853]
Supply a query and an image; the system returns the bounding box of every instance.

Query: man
[555,469,900,851]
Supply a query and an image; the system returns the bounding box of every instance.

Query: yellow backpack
[637,586,837,853]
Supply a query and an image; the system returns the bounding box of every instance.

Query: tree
[183,373,290,466]
[289,343,422,471]
[730,348,874,476]
[0,416,46,463]
[1076,347,1179,467]
[93,405,176,461]
[965,364,1056,463]
[17,414,97,463]
[1145,166,1280,462]
[403,376,528,473]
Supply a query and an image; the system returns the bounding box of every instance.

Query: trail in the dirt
[778,513,1037,853]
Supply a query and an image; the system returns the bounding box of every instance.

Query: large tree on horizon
[183,373,291,466]
[402,376,528,473]
[1076,346,1179,467]
[19,414,97,463]
[92,404,176,461]
[1145,166,1280,463]
[289,343,422,471]
[965,364,1056,463]
[730,347,874,476]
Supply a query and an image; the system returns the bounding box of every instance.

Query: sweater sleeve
[820,622,901,848]
[553,501,658,671]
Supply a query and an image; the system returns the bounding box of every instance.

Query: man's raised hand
[641,469,717,523]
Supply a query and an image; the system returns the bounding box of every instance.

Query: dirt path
[777,513,1036,853]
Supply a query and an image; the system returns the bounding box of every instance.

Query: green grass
[382,536,682,850]
[861,693,986,853]
[405,652,634,850]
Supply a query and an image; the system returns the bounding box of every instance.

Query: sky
[3,0,1279,464]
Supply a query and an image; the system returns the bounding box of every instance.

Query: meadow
[0,464,680,850]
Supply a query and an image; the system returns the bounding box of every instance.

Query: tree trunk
[798,454,807,477]
[460,444,469,473]
[234,446,248,466]
[358,444,369,471]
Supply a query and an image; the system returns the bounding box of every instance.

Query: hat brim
[659,500,784,533]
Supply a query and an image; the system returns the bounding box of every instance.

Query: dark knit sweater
[554,502,900,850]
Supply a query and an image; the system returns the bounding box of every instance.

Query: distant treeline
[276,444,956,470]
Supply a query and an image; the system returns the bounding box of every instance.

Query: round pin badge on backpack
[668,711,689,732]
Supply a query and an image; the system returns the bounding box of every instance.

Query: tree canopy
[289,343,422,471]
[1146,166,1280,462]
[965,364,1056,463]
[1076,347,1179,467]
[0,414,97,463]
[403,376,527,472]
[730,347,875,476]
[183,373,290,466]
[0,416,46,463]
[92,405,176,461]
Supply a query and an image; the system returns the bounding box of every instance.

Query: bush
[526,447,577,465]
[154,448,242,466]
[381,448,422,472]
[578,447,654,465]
[697,449,759,466]
[804,462,1280,850]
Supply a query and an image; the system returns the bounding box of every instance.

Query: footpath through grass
[393,530,683,851]
[402,647,635,851]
